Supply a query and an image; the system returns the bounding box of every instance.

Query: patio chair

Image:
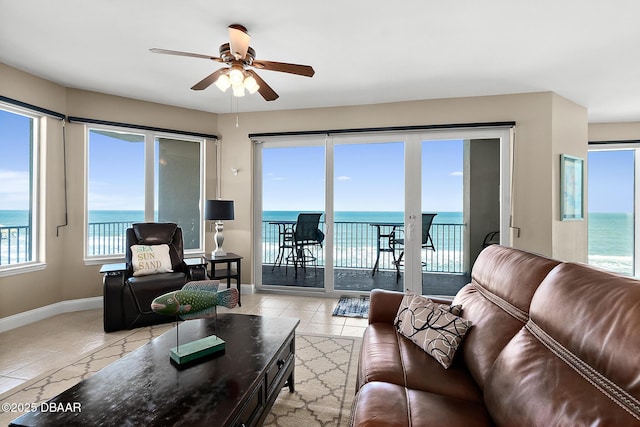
[288,213,324,276]
[483,231,500,248]
[392,213,437,282]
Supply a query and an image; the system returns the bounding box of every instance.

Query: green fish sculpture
[150,281,238,320]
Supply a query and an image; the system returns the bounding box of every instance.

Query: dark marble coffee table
[10,314,299,427]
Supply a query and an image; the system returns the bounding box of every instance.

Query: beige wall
[1,62,594,319]
[216,92,588,269]
[589,122,640,142]
[0,64,218,318]
[550,94,589,262]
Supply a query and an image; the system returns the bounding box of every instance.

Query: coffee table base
[170,335,225,365]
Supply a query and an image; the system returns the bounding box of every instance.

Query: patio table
[369,222,403,278]
[269,221,296,270]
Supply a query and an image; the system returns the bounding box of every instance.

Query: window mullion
[144,132,155,221]
[635,148,639,277]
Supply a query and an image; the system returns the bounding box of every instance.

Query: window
[86,126,204,259]
[0,105,40,269]
[587,147,636,276]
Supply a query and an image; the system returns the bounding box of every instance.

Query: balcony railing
[0,225,31,265]
[3,220,465,273]
[87,221,135,256]
[262,220,465,273]
[0,222,136,265]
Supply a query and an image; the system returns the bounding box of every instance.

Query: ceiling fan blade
[252,60,315,77]
[150,48,223,62]
[228,24,251,60]
[247,70,279,101]
[191,68,227,91]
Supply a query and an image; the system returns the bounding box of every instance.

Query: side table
[205,253,243,306]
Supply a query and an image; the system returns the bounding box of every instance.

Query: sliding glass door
[254,127,512,296]
[260,142,326,289]
[420,139,465,295]
[333,138,405,292]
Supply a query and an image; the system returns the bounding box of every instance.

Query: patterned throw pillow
[396,295,472,369]
[393,292,462,326]
[131,244,174,277]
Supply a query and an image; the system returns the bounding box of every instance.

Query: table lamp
[205,199,235,257]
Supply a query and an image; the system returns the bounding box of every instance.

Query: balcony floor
[261,265,470,296]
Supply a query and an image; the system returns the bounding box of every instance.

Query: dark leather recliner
[102,222,206,332]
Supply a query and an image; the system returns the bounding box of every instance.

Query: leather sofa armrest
[368,289,405,324]
[100,262,127,275]
[102,265,126,332]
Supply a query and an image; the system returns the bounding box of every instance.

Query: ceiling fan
[150,24,315,101]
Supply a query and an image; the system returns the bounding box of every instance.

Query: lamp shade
[205,200,235,221]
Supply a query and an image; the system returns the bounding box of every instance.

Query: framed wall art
[560,154,584,221]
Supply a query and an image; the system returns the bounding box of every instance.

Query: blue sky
[87,130,145,211]
[0,110,32,210]
[588,150,634,213]
[262,139,465,212]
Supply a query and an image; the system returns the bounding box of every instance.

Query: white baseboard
[0,284,254,333]
[0,297,103,333]
[241,283,255,294]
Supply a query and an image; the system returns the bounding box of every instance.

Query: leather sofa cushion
[484,262,640,425]
[485,328,640,426]
[351,382,493,427]
[358,323,483,403]
[452,245,560,389]
[127,272,186,314]
[530,263,640,398]
[133,222,177,245]
[128,223,184,271]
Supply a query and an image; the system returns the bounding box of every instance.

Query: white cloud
[0,169,30,208]
[0,170,29,191]
[449,171,463,177]
[336,176,352,181]
[88,191,144,211]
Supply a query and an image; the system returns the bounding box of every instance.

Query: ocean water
[0,210,634,275]
[588,212,633,275]
[261,210,462,224]
[0,210,145,226]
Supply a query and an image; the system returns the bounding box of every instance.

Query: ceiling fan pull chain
[236,96,240,128]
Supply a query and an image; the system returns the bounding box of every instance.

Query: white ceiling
[1,0,639,122]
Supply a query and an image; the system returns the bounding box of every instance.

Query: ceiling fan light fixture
[232,84,245,97]
[214,73,231,92]
[229,66,244,86]
[244,75,260,94]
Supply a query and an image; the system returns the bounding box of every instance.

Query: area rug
[332,295,370,318]
[0,327,360,427]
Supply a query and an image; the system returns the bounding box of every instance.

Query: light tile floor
[0,293,367,395]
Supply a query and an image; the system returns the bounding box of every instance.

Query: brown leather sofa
[351,245,640,426]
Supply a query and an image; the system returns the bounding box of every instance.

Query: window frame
[252,127,513,296]
[587,143,639,277]
[83,123,206,263]
[0,102,44,276]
